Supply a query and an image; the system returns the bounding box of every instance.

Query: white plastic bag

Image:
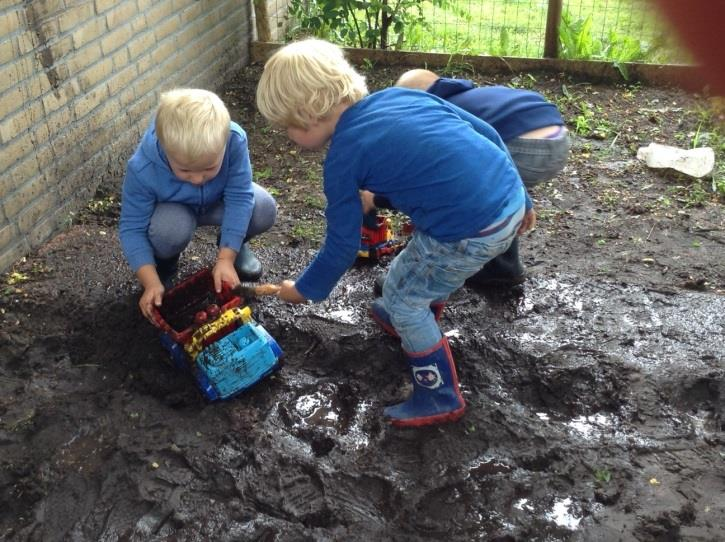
[636,143,715,178]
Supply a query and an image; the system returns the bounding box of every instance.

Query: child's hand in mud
[518,208,536,235]
[278,280,307,304]
[139,282,164,323]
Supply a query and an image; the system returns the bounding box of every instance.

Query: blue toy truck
[152,268,282,401]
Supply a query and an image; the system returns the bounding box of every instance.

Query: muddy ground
[1,63,724,541]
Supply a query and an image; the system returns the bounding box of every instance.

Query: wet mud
[1,234,723,541]
[2,65,724,541]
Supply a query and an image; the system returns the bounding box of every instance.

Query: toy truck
[358,212,408,261]
[151,268,282,401]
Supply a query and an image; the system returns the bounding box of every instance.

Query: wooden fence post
[544,0,562,58]
[253,0,272,42]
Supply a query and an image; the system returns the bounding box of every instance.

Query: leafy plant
[6,271,29,285]
[594,468,612,483]
[558,10,663,78]
[254,167,272,181]
[288,0,463,50]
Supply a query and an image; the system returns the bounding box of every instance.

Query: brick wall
[0,0,251,273]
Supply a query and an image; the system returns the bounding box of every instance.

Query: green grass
[392,0,683,63]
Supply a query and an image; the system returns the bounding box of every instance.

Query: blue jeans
[148,183,276,261]
[507,130,570,188]
[381,204,525,352]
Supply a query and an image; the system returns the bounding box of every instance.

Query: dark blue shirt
[428,78,564,141]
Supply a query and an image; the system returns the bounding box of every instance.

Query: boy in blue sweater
[368,69,569,288]
[256,40,535,428]
[119,88,277,322]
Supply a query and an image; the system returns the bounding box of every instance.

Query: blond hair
[256,39,368,129]
[395,69,440,91]
[155,88,230,164]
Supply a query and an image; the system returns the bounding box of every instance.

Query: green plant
[291,219,325,242]
[442,56,475,76]
[360,57,375,72]
[669,180,710,208]
[574,102,593,136]
[303,194,326,209]
[594,468,612,483]
[558,10,663,78]
[86,195,119,216]
[6,271,29,285]
[288,0,460,50]
[254,167,272,181]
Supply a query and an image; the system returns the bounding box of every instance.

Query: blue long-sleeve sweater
[427,77,564,141]
[119,120,254,271]
[295,87,529,302]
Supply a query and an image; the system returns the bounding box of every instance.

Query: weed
[535,208,567,221]
[712,175,725,199]
[6,271,30,285]
[667,181,710,208]
[598,188,621,209]
[360,58,375,72]
[442,56,475,77]
[558,9,666,69]
[509,73,537,90]
[574,106,592,136]
[291,220,325,243]
[305,168,323,183]
[254,167,272,181]
[594,469,612,483]
[86,195,119,216]
[303,195,326,209]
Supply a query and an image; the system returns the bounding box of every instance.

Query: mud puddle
[1,242,723,541]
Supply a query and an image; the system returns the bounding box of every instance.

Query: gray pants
[148,182,276,259]
[506,129,571,188]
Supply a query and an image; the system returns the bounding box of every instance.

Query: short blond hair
[256,39,368,129]
[155,88,230,164]
[395,69,440,91]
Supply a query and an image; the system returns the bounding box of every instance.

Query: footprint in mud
[274,381,375,455]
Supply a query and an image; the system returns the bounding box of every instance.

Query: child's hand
[518,208,537,235]
[139,282,164,323]
[360,190,376,214]
[278,280,307,304]
[213,257,239,293]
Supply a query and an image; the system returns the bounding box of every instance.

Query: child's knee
[149,204,196,251]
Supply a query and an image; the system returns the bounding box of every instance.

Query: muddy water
[1,243,723,541]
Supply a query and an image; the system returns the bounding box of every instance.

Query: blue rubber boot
[369,298,445,339]
[384,337,466,427]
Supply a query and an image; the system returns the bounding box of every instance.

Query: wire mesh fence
[257,0,688,64]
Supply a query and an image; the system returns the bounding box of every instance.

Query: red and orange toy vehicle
[151,268,282,401]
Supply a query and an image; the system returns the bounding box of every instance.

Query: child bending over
[256,40,535,427]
